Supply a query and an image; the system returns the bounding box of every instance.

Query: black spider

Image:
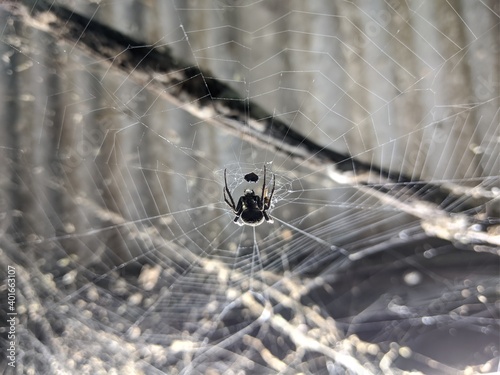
[224,166,275,226]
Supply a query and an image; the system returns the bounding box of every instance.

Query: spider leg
[263,211,274,224]
[224,194,235,211]
[233,197,244,224]
[223,169,237,211]
[260,165,267,209]
[264,171,275,210]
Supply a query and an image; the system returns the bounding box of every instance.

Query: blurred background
[0,1,499,374]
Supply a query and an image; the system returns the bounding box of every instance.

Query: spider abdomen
[240,209,265,226]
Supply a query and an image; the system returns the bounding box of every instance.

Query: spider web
[0,1,499,374]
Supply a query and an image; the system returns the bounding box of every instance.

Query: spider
[224,165,275,226]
